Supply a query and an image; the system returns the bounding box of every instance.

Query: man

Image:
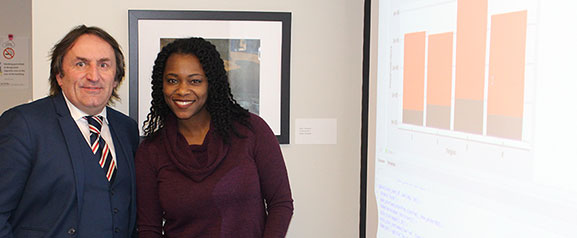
[0,25,139,238]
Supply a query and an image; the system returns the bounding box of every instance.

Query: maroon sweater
[135,113,293,237]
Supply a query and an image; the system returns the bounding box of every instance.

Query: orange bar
[427,32,453,107]
[453,0,488,134]
[403,31,426,112]
[487,11,527,118]
[455,0,488,101]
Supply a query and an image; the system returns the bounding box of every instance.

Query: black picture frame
[128,10,291,144]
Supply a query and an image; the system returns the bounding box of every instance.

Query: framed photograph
[128,10,291,144]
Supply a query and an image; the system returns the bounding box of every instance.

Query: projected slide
[399,0,528,141]
[375,0,577,237]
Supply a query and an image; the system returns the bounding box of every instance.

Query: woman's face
[162,53,209,122]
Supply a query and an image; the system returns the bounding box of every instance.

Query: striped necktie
[85,115,117,182]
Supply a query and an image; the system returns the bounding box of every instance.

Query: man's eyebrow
[97,58,113,63]
[74,56,113,62]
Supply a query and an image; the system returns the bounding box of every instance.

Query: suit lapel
[106,108,135,178]
[53,93,86,213]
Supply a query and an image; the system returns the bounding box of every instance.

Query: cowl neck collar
[162,113,229,182]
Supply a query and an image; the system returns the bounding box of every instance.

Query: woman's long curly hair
[142,37,250,143]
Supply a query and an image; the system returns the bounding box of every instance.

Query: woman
[135,37,294,237]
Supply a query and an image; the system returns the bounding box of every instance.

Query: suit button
[113,208,119,214]
[110,189,115,195]
[114,227,120,233]
[67,228,76,234]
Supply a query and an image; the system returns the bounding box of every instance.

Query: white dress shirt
[62,93,117,162]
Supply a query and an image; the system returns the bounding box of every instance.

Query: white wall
[0,0,32,113]
[32,0,364,237]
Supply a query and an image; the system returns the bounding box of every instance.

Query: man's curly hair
[142,37,250,143]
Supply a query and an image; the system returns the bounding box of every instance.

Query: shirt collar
[62,92,108,124]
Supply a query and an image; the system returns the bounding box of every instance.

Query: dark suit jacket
[0,93,140,238]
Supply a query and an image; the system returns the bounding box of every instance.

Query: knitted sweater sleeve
[135,140,164,238]
[251,115,294,238]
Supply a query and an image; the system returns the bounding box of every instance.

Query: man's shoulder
[0,96,59,134]
[106,107,136,124]
[105,106,139,136]
[2,96,56,118]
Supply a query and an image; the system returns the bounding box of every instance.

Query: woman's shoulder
[245,112,269,128]
[239,112,277,139]
[231,112,267,134]
[138,131,165,152]
[135,134,169,168]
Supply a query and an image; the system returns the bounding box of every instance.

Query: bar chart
[400,0,529,141]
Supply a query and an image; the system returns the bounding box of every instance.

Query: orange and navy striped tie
[85,115,116,182]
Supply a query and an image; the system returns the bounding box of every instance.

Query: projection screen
[371,0,577,237]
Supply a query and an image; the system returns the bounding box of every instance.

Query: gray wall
[30,0,364,237]
[0,0,32,113]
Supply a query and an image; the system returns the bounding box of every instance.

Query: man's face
[57,34,118,115]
